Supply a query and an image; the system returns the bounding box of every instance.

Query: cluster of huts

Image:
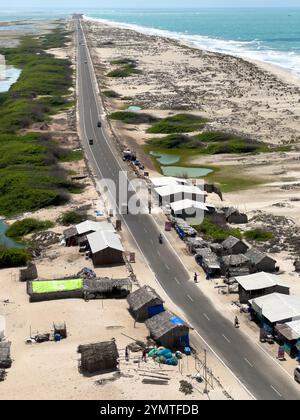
[63,220,124,267]
[0,316,12,382]
[127,285,190,350]
[76,285,191,376]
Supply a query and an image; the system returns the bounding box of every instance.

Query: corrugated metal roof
[155,185,206,198]
[246,248,276,265]
[87,230,124,254]
[249,293,300,323]
[170,199,208,213]
[235,272,289,291]
[286,320,300,338]
[150,176,189,188]
[76,221,115,236]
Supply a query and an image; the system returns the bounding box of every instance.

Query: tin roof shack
[174,220,197,240]
[221,236,249,256]
[235,272,290,304]
[275,321,300,358]
[225,207,248,224]
[127,286,165,322]
[87,231,124,267]
[150,176,189,188]
[186,237,208,254]
[155,185,206,207]
[221,254,251,278]
[78,340,119,374]
[64,221,116,247]
[0,342,12,369]
[145,311,190,350]
[170,199,208,221]
[195,248,221,278]
[249,293,300,329]
[83,278,131,300]
[246,248,277,273]
[27,278,83,302]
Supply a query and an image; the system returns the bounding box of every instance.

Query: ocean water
[0,8,299,76]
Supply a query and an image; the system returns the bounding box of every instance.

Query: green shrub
[0,246,30,268]
[107,64,142,78]
[59,150,84,162]
[103,90,120,98]
[58,211,86,226]
[244,229,274,242]
[147,114,207,134]
[194,219,242,242]
[110,111,157,124]
[6,218,54,239]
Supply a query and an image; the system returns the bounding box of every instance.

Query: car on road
[89,139,94,145]
[295,366,300,383]
[97,121,102,128]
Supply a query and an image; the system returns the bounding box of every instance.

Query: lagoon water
[0,220,23,249]
[162,166,213,178]
[150,151,181,165]
[0,67,21,92]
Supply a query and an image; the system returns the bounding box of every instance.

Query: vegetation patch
[0,246,31,268]
[59,150,84,162]
[147,114,207,134]
[110,111,157,125]
[6,218,54,239]
[107,61,142,78]
[58,210,86,226]
[193,219,242,242]
[103,90,120,98]
[244,229,274,242]
[0,30,81,217]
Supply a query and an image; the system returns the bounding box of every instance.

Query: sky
[2,0,300,9]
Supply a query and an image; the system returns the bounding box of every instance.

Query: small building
[53,322,67,339]
[170,199,208,221]
[19,263,38,282]
[221,254,251,278]
[87,230,124,266]
[155,185,206,207]
[234,272,290,304]
[83,277,132,300]
[150,176,189,188]
[221,236,249,256]
[0,342,12,369]
[195,248,221,278]
[145,311,190,349]
[186,237,208,254]
[249,293,300,326]
[64,220,116,247]
[28,278,84,302]
[245,248,277,273]
[275,321,300,358]
[127,285,165,322]
[225,207,248,224]
[78,340,119,374]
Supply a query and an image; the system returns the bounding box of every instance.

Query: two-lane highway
[76,18,300,400]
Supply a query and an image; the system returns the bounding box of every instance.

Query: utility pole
[204,349,208,394]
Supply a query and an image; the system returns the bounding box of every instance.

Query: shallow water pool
[0,67,22,92]
[0,220,23,249]
[161,166,213,178]
[150,151,181,165]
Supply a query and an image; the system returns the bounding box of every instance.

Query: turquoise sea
[0,8,299,75]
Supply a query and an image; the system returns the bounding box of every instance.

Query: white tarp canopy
[249,293,300,323]
[87,230,124,254]
[235,272,289,292]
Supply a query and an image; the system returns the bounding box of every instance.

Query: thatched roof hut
[78,340,119,374]
[83,278,131,299]
[145,311,190,349]
[127,286,164,321]
[0,342,12,369]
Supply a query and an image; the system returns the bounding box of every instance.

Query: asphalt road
[76,19,300,401]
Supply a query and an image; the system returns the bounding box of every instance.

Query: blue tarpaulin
[148,305,165,318]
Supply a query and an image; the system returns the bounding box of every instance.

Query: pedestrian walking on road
[125,346,129,362]
[194,272,198,283]
[142,349,147,362]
